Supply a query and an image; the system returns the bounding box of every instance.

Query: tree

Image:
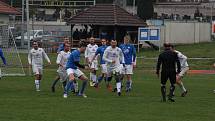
[137,0,154,21]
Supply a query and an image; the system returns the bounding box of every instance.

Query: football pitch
[0,42,215,121]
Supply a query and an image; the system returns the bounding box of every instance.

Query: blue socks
[97,76,103,83]
[79,80,87,95]
[126,80,131,90]
[65,81,74,94]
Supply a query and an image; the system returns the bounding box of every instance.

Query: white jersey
[85,44,98,62]
[28,48,50,66]
[175,50,189,68]
[103,46,124,69]
[56,51,71,71]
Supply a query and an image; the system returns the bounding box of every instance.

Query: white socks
[35,80,40,91]
[90,73,97,83]
[116,82,121,93]
[179,82,186,92]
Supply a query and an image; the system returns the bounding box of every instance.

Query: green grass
[0,69,215,121]
[0,42,215,121]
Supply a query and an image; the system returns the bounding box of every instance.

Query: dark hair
[79,41,87,48]
[163,43,170,48]
[169,44,175,48]
[32,41,38,44]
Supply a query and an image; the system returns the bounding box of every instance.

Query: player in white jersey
[85,37,98,86]
[56,43,71,92]
[213,63,215,93]
[170,45,188,97]
[103,40,125,96]
[28,41,51,91]
[51,37,70,92]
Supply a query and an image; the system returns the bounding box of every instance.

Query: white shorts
[32,65,43,75]
[123,64,133,75]
[179,67,189,77]
[101,64,107,73]
[107,65,123,76]
[67,68,84,78]
[89,61,98,70]
[57,69,68,82]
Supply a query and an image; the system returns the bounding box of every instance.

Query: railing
[29,0,95,7]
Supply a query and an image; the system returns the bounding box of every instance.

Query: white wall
[144,21,211,47]
[163,21,211,44]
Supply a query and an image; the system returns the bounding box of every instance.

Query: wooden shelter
[67,4,146,46]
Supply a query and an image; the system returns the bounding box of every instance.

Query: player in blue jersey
[63,41,89,98]
[0,48,6,66]
[119,36,136,92]
[57,37,70,53]
[90,38,112,90]
[51,37,70,92]
[0,48,6,78]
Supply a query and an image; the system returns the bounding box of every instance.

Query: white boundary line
[136,57,215,60]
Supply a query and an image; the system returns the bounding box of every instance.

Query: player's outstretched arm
[28,51,32,66]
[42,49,51,64]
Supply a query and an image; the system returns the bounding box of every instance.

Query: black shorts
[161,71,176,85]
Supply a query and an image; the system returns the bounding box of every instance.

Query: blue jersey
[119,44,136,65]
[57,44,64,53]
[95,45,107,64]
[0,48,6,65]
[66,49,80,69]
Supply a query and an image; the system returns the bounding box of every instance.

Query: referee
[156,43,181,102]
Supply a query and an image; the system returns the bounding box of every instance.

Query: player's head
[101,38,107,45]
[89,37,95,44]
[64,43,70,52]
[169,44,175,51]
[63,37,70,44]
[163,43,171,50]
[124,35,130,44]
[32,41,38,49]
[111,40,117,48]
[78,41,87,53]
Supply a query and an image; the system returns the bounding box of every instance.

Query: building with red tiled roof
[67,4,146,26]
[0,1,21,24]
[67,4,146,44]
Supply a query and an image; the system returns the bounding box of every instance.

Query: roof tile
[0,1,21,15]
[68,4,146,27]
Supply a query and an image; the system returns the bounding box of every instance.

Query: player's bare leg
[51,75,60,92]
[176,75,187,97]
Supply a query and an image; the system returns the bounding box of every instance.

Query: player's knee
[176,80,181,84]
[80,75,88,81]
[69,75,75,81]
[114,73,121,82]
